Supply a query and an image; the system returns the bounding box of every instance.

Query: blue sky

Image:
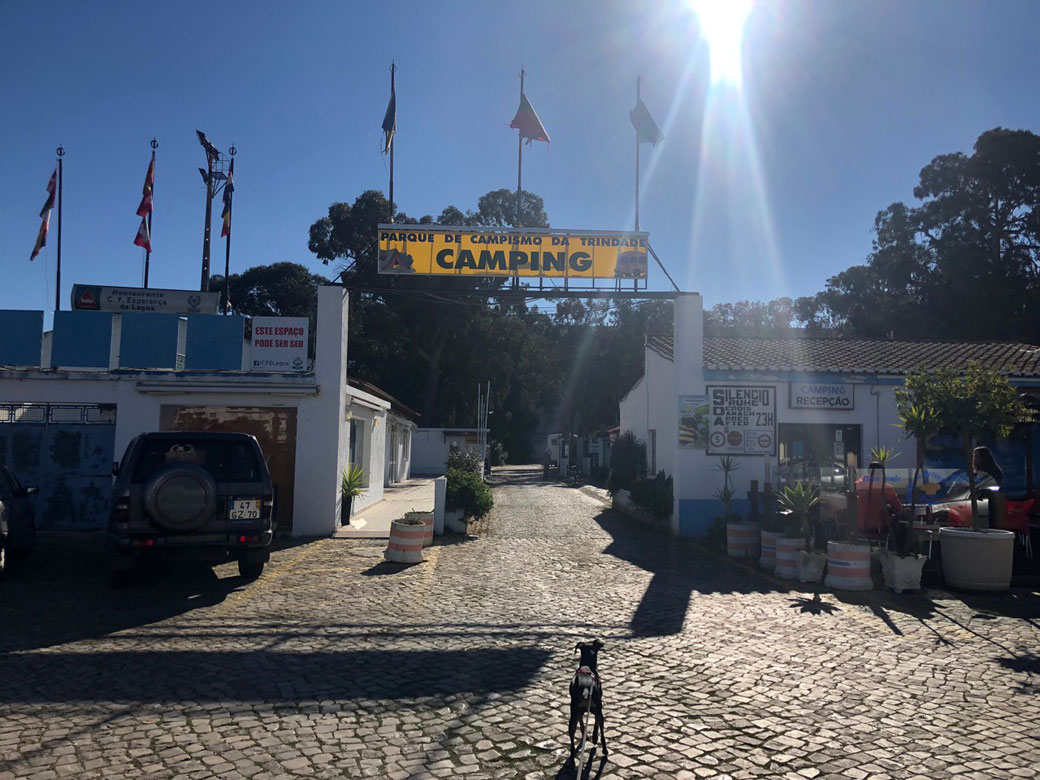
[3,0,1040,318]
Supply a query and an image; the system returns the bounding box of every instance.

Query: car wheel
[238,559,264,580]
[144,464,218,532]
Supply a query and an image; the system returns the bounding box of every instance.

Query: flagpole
[516,68,525,228]
[56,145,64,312]
[389,62,396,223]
[635,77,641,233]
[144,138,157,289]
[223,148,236,314]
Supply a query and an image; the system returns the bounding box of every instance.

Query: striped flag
[30,168,57,261]
[221,158,234,237]
[133,216,151,252]
[136,158,154,217]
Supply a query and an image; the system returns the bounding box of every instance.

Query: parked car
[928,473,1035,530]
[0,465,39,578]
[109,432,275,580]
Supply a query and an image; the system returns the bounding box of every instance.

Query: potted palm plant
[897,363,1026,591]
[340,464,367,526]
[776,483,822,581]
[718,457,758,559]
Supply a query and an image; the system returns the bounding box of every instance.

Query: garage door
[0,403,117,530]
[159,405,297,532]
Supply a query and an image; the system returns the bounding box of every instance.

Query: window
[348,418,367,482]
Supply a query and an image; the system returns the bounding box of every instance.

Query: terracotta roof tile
[646,335,1040,377]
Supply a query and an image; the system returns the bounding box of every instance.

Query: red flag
[136,158,154,217]
[31,168,56,260]
[133,216,151,252]
[220,158,234,237]
[510,92,550,144]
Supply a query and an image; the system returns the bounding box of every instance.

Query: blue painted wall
[51,311,113,368]
[678,497,751,537]
[185,315,245,370]
[0,311,43,367]
[119,313,180,369]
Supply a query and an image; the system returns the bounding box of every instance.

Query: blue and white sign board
[72,284,219,314]
[789,382,855,410]
[707,385,776,456]
[251,316,308,373]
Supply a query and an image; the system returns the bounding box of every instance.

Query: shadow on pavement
[0,646,552,703]
[490,465,558,487]
[0,532,316,654]
[590,509,788,638]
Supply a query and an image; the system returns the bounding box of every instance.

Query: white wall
[411,428,485,475]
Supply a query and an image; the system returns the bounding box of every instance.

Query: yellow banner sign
[377,225,649,279]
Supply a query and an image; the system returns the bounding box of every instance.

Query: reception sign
[72,285,219,314]
[707,385,776,456]
[377,224,649,279]
[790,382,854,410]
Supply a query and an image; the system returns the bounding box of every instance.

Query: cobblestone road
[1,465,1039,779]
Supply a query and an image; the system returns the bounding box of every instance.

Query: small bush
[446,468,494,519]
[608,432,646,495]
[630,471,673,519]
[488,440,508,467]
[447,450,482,474]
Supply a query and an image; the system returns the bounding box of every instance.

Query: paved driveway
[1,464,1038,779]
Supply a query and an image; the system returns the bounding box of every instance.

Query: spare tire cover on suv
[144,463,218,531]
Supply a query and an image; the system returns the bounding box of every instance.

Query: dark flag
[630,98,663,146]
[221,158,234,237]
[136,158,154,216]
[133,216,151,252]
[30,168,57,261]
[510,92,550,144]
[382,82,397,154]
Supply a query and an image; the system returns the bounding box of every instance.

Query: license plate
[229,499,260,520]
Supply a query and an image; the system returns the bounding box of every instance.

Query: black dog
[568,640,607,759]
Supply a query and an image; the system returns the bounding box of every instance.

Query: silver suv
[109,432,275,580]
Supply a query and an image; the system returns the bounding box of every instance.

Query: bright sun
[689,0,753,84]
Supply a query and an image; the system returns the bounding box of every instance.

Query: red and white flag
[133,216,151,252]
[136,158,154,217]
[30,168,57,261]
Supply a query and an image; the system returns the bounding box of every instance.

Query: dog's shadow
[555,748,607,779]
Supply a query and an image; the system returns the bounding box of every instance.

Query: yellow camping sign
[377,225,649,279]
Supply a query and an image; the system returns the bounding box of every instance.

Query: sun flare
[689,0,753,84]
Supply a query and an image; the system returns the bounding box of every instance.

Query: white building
[0,287,412,536]
[620,293,1040,536]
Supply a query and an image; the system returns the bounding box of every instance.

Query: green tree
[799,128,1040,340]
[895,362,1027,530]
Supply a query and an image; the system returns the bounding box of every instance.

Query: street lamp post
[196,131,225,292]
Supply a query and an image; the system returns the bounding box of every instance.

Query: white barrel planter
[939,527,1015,591]
[797,551,827,583]
[774,537,802,579]
[878,550,926,594]
[405,511,434,547]
[385,519,426,564]
[759,530,782,570]
[824,542,874,590]
[726,522,761,559]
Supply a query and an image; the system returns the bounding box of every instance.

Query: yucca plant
[340,464,368,526]
[777,482,820,550]
[895,404,939,554]
[714,456,740,522]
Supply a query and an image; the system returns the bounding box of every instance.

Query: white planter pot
[759,530,782,570]
[878,550,926,594]
[939,527,1015,591]
[726,522,761,559]
[824,542,873,591]
[444,508,468,534]
[405,510,434,547]
[797,550,827,583]
[774,537,802,579]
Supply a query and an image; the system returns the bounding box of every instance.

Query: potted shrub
[630,470,673,526]
[896,363,1026,591]
[716,458,758,559]
[758,490,785,570]
[340,464,367,526]
[385,515,425,563]
[777,483,824,582]
[445,467,493,533]
[824,496,874,591]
